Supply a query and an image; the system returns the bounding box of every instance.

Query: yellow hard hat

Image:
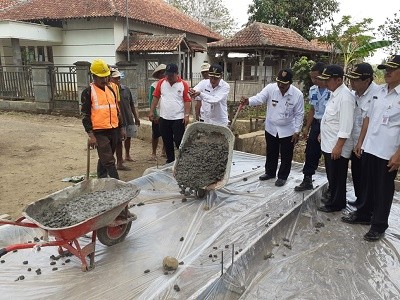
[90,59,110,77]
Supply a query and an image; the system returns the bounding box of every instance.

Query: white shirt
[194,79,230,126]
[320,83,355,158]
[351,82,380,144]
[248,83,304,138]
[363,83,400,160]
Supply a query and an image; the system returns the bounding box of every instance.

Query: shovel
[229,103,245,129]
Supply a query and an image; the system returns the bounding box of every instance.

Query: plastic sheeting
[0,151,399,299]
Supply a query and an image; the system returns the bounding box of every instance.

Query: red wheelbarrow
[0,178,139,271]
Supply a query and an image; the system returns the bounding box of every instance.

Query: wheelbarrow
[0,178,139,271]
[173,122,235,198]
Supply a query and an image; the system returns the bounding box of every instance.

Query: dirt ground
[0,111,159,219]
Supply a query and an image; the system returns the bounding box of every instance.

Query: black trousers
[303,118,322,176]
[94,128,119,179]
[322,152,349,209]
[159,117,185,163]
[265,131,294,180]
[350,152,362,206]
[357,152,396,233]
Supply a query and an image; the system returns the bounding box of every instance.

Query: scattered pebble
[174,284,180,292]
[315,222,325,229]
[179,261,184,265]
[65,259,71,263]
[33,237,40,242]
[181,198,187,203]
[27,241,32,244]
[1,260,5,263]
[180,237,184,242]
[239,249,243,252]
[213,246,217,250]
[144,269,150,273]
[27,268,32,271]
[225,245,229,249]
[50,261,56,266]
[137,202,145,206]
[235,251,239,255]
[327,218,331,221]
[35,268,41,275]
[243,177,248,181]
[282,238,289,242]
[263,252,273,260]
[213,254,217,258]
[15,275,25,281]
[52,267,58,271]
[164,271,169,275]
[13,250,18,253]
[22,261,28,265]
[279,213,284,217]
[266,213,269,217]
[208,254,212,258]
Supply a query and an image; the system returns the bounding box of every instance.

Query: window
[46,46,54,63]
[28,46,35,62]
[146,61,159,78]
[37,46,45,61]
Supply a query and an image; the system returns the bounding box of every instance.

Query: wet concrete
[175,130,229,191]
[31,187,138,228]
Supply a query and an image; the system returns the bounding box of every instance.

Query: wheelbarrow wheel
[97,221,132,246]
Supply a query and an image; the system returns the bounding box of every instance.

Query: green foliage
[319,16,392,70]
[292,57,315,97]
[378,11,400,54]
[166,0,237,37]
[247,0,339,40]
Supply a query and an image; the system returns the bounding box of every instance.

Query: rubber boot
[294,175,313,192]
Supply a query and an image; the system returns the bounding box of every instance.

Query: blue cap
[165,63,178,74]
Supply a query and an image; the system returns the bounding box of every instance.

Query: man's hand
[88,132,97,149]
[135,118,141,126]
[120,127,126,141]
[331,144,343,160]
[291,133,300,144]
[189,88,200,98]
[240,96,249,106]
[148,112,154,122]
[354,142,363,158]
[388,151,400,172]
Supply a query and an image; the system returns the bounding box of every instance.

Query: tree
[247,0,339,40]
[378,12,400,54]
[319,16,392,71]
[292,56,315,97]
[165,0,237,37]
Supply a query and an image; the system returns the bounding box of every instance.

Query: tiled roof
[0,0,221,40]
[117,34,206,53]
[208,22,327,53]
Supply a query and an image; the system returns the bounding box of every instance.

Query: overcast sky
[221,0,400,64]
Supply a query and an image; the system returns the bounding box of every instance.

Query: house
[207,22,329,83]
[0,0,221,79]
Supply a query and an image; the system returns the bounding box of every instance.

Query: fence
[0,65,34,100]
[51,66,78,101]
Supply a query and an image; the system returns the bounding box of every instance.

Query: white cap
[200,63,210,72]
[111,69,122,78]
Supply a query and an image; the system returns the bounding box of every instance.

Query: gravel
[175,130,229,191]
[30,187,138,228]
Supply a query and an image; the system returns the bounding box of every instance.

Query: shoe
[317,205,343,213]
[294,176,313,192]
[363,230,384,242]
[259,174,275,181]
[117,165,131,171]
[275,178,286,187]
[341,213,370,225]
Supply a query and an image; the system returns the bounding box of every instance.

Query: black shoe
[259,174,275,181]
[275,178,286,187]
[341,213,370,225]
[363,230,384,242]
[294,177,313,192]
[317,205,343,213]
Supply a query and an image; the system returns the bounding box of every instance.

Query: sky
[221,0,400,64]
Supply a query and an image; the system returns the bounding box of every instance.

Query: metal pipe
[126,0,130,62]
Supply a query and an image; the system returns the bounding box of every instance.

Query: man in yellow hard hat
[81,59,125,179]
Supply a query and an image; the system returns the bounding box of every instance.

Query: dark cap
[209,64,223,78]
[377,55,400,70]
[276,68,293,84]
[318,64,344,80]
[345,63,373,80]
[165,63,178,74]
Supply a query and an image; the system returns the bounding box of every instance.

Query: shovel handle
[86,142,90,180]
[230,103,245,129]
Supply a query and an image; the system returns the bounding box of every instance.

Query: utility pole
[126,0,130,61]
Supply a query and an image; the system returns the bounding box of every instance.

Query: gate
[50,65,79,113]
[0,65,34,101]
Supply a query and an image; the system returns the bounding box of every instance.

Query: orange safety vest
[90,83,119,130]
[109,82,120,102]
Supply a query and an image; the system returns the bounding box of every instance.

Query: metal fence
[51,66,78,101]
[0,65,34,100]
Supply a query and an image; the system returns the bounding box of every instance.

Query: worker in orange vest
[81,59,125,179]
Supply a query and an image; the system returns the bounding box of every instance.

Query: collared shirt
[119,85,135,126]
[153,77,191,120]
[309,85,330,119]
[320,83,355,158]
[194,78,230,126]
[363,83,400,160]
[351,82,380,143]
[249,83,304,138]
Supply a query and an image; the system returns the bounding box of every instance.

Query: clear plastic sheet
[0,151,399,299]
